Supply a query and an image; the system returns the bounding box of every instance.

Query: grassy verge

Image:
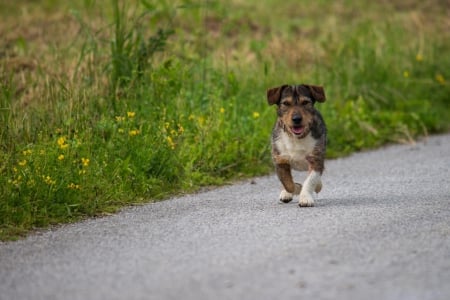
[1,0,449,240]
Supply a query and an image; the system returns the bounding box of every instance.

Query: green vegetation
[1,0,449,240]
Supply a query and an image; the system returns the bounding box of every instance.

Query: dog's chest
[274,132,317,171]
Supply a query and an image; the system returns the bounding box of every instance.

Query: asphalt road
[1,134,450,300]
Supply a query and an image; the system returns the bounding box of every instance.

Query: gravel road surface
[1,134,450,300]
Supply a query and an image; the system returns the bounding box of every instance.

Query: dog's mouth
[290,125,305,136]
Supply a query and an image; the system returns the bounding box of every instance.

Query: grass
[1,0,449,240]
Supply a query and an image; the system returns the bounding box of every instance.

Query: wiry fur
[267,84,327,207]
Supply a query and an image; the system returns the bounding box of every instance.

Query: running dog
[267,84,327,207]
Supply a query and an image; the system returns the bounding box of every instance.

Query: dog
[267,84,327,207]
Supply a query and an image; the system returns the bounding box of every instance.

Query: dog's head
[267,84,326,139]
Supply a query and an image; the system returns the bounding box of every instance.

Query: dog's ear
[267,85,288,105]
[306,85,326,103]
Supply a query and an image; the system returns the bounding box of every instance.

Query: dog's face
[267,84,326,139]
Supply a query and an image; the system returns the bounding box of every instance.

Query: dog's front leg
[298,170,321,207]
[299,154,324,207]
[275,160,302,203]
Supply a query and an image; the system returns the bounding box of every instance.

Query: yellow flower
[166,136,175,150]
[403,71,409,78]
[129,129,140,136]
[18,160,27,166]
[42,175,56,185]
[57,137,65,146]
[188,114,195,121]
[253,112,260,119]
[81,157,90,167]
[127,111,135,118]
[57,137,69,149]
[58,154,65,161]
[67,183,81,190]
[178,124,184,134]
[435,73,445,85]
[118,128,124,133]
[9,175,22,186]
[415,54,423,62]
[220,107,225,114]
[115,116,125,122]
[22,149,32,156]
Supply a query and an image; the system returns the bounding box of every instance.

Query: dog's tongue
[292,126,304,135]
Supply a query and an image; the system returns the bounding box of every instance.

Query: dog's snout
[292,115,302,125]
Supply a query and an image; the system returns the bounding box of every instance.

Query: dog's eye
[301,100,311,106]
[281,100,291,106]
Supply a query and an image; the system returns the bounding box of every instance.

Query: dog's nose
[292,115,302,125]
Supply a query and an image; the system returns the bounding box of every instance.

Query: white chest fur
[274,131,317,171]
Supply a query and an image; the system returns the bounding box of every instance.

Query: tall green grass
[0,0,449,240]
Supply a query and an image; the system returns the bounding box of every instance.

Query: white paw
[279,190,293,203]
[299,192,315,207]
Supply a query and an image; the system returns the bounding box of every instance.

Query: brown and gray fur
[267,84,327,207]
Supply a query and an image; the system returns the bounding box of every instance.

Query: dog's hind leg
[314,179,322,193]
[275,163,302,203]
